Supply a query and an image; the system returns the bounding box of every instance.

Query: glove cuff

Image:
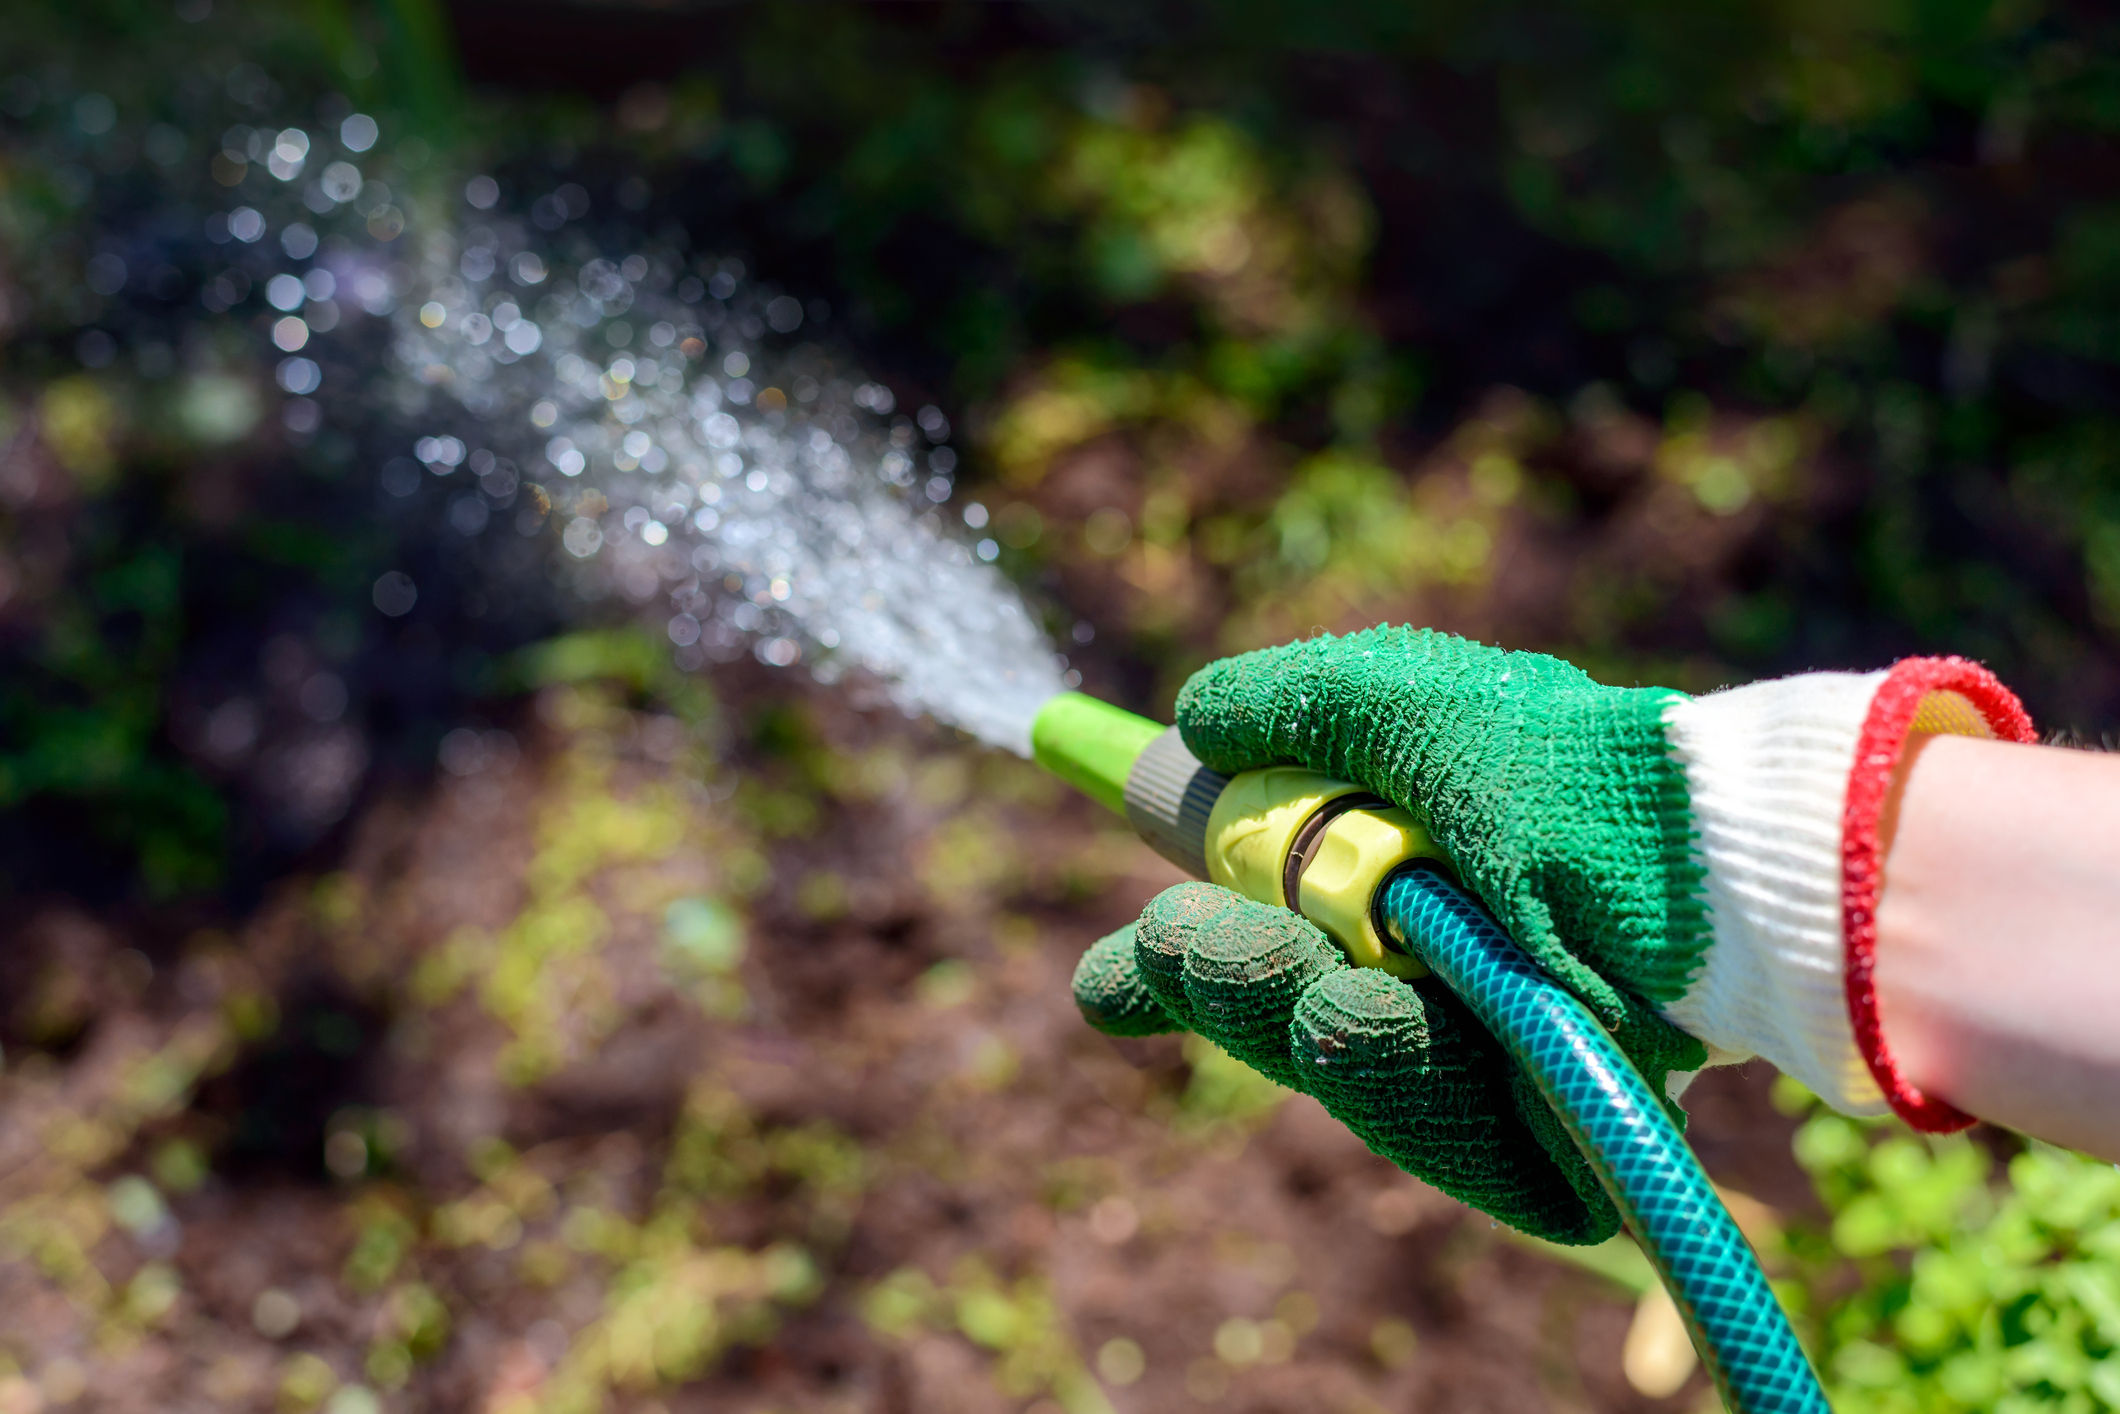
[1840,657,2034,1129]
[1659,659,2032,1126]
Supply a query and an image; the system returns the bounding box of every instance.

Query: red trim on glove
[1843,657,2035,1132]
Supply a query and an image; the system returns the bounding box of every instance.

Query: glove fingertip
[1133,881,1240,1027]
[1289,967,1431,1107]
[1174,626,1443,784]
[1293,970,1620,1246]
[1172,640,1316,773]
[1072,925,1180,1038]
[1181,905,1341,1087]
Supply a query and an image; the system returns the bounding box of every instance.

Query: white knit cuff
[1659,674,1890,1114]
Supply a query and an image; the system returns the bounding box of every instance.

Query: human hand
[1075,626,2038,1233]
[1075,877,1649,1244]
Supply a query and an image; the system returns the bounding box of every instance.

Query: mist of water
[388,222,1072,756]
[23,94,1079,757]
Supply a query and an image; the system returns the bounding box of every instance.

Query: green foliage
[12,0,2120,900]
[0,528,226,897]
[1779,1080,2120,1411]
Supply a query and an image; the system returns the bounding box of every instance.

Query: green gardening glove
[1072,626,1713,1245]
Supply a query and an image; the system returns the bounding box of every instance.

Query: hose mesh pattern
[1378,867,1828,1414]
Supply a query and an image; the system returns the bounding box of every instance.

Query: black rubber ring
[1280,791,1389,911]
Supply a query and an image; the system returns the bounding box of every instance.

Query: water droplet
[339,112,378,152]
[371,571,417,617]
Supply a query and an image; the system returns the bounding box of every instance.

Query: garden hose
[1378,865,1826,1413]
[1030,693,1830,1413]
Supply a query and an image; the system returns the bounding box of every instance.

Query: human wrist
[1838,659,2033,1128]
[1873,734,2120,1158]
[1870,732,1970,1117]
[1658,658,2033,1125]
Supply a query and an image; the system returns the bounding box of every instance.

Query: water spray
[1029,692,1829,1414]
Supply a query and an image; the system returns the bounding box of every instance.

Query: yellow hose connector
[1204,767,1444,979]
[1201,767,1364,906]
[1296,806,1443,979]
[1027,691,1450,979]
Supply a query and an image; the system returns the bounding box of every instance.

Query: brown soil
[0,676,1804,1414]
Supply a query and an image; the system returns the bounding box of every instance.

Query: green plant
[1778,1078,2120,1412]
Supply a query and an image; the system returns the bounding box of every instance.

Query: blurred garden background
[6,1,2120,1411]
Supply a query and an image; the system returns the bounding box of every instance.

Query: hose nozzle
[1027,691,1437,976]
[1028,692,1161,815]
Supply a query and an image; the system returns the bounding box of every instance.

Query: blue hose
[1377,864,1830,1414]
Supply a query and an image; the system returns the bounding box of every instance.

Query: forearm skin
[1875,734,2120,1161]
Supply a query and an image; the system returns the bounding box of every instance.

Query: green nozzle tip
[1031,692,1164,816]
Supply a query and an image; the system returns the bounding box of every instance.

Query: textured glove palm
[1073,626,1713,1245]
